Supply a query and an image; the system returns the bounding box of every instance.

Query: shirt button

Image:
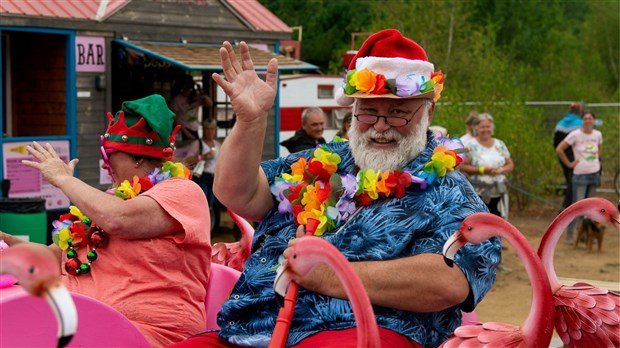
[260,257,267,263]
[233,294,240,300]
[229,321,235,326]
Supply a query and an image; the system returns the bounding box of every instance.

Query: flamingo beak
[611,211,620,228]
[44,282,78,348]
[443,231,465,268]
[273,264,292,307]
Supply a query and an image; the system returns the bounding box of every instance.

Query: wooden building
[0,0,317,209]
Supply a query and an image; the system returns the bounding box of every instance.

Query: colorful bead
[83,217,91,225]
[79,263,91,274]
[90,231,109,248]
[87,250,98,262]
[66,249,78,259]
[65,258,81,276]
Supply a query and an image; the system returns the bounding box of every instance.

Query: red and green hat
[102,94,180,160]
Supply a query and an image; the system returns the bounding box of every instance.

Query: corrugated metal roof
[114,39,317,71]
[0,0,129,21]
[225,0,291,33]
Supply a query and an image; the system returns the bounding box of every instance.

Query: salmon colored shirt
[62,178,211,347]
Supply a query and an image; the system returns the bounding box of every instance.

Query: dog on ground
[574,218,606,252]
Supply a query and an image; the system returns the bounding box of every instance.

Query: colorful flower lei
[271,138,463,236]
[343,68,444,102]
[51,161,191,275]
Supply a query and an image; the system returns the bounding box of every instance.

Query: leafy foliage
[260,0,620,207]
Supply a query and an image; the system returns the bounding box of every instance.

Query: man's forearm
[307,253,470,312]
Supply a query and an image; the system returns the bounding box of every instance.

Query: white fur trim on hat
[336,88,355,106]
[355,56,434,80]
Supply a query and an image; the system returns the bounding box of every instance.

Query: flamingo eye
[467,226,472,231]
[293,253,297,259]
[28,266,35,274]
[601,209,606,213]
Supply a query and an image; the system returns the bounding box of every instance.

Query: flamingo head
[273,236,327,305]
[1,243,61,295]
[443,212,507,267]
[0,243,77,347]
[586,199,620,229]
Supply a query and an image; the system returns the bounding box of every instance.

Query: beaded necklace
[52,161,191,276]
[271,137,464,236]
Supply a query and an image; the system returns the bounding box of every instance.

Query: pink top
[62,178,211,347]
[564,129,602,175]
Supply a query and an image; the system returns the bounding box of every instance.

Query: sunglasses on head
[100,135,117,182]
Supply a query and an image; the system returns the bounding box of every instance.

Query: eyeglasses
[354,103,425,127]
[100,135,117,182]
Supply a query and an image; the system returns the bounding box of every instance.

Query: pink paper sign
[76,36,105,72]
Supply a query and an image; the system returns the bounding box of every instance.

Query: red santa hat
[336,29,444,106]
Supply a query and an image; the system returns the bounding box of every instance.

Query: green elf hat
[102,94,180,160]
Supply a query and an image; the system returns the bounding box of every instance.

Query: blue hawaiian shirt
[217,134,501,348]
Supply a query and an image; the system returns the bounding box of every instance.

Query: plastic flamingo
[537,197,620,347]
[441,213,555,348]
[269,218,320,348]
[0,243,78,348]
[211,209,255,271]
[271,235,380,348]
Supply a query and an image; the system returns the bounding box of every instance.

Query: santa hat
[336,29,444,106]
[102,94,180,160]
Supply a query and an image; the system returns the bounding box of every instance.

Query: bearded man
[173,29,500,348]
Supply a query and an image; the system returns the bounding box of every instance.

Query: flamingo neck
[538,206,586,291]
[293,239,380,348]
[489,220,555,343]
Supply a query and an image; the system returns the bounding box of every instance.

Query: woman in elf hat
[2,94,211,347]
[172,29,500,348]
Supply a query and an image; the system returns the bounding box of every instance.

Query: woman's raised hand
[21,142,78,187]
[212,41,278,124]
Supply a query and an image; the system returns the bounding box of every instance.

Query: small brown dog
[574,218,606,252]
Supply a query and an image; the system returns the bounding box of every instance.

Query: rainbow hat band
[102,94,180,160]
[336,29,444,106]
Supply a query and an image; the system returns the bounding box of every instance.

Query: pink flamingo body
[0,243,78,347]
[211,209,255,271]
[272,236,381,348]
[537,198,620,347]
[442,213,555,347]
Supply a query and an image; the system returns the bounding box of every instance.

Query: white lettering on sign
[76,36,105,72]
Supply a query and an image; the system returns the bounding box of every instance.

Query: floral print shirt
[217,134,501,348]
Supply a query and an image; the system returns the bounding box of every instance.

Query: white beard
[349,114,429,171]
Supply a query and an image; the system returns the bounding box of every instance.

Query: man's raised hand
[212,41,278,123]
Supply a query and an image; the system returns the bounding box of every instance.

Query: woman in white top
[555,111,602,241]
[459,113,514,218]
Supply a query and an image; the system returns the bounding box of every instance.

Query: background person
[280,107,327,153]
[459,113,514,219]
[553,102,584,210]
[173,29,500,348]
[460,110,479,149]
[555,111,602,242]
[182,118,221,207]
[1,94,211,348]
[170,74,213,142]
[333,111,352,141]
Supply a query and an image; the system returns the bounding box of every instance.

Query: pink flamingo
[537,197,620,347]
[441,212,555,347]
[272,235,380,348]
[0,243,78,347]
[211,209,255,271]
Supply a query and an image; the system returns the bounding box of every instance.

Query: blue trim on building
[0,26,77,194]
